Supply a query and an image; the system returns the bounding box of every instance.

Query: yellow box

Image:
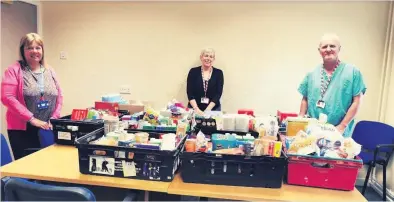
[286,118,310,136]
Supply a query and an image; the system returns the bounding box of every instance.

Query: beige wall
[41,2,389,120]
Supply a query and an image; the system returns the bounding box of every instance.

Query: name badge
[201,97,210,104]
[37,100,49,111]
[316,100,326,109]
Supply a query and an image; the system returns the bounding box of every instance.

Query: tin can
[243,142,252,156]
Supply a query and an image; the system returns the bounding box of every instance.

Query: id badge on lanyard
[31,67,49,111]
[201,97,210,104]
[316,100,326,109]
[37,96,49,110]
[317,61,339,109]
[201,69,212,104]
[201,80,210,104]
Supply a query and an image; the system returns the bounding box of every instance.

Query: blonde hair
[19,33,46,67]
[200,47,215,57]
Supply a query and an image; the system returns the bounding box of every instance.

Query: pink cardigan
[1,61,63,130]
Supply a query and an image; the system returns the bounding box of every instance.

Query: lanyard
[27,65,45,99]
[320,61,340,100]
[201,67,212,97]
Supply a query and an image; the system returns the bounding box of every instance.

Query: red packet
[95,102,119,115]
[71,109,88,120]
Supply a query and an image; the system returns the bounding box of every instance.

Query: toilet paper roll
[222,115,235,131]
[235,114,249,132]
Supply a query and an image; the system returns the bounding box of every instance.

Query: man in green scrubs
[298,33,367,137]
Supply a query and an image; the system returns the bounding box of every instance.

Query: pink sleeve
[49,68,63,119]
[1,67,33,121]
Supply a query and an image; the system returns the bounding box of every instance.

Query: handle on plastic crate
[311,162,333,168]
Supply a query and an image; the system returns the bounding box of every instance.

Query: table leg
[144,191,149,201]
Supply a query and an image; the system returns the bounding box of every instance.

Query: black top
[187,66,224,111]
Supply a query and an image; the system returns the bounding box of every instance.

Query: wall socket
[60,51,67,60]
[120,85,131,94]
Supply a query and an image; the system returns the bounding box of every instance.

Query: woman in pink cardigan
[1,33,63,160]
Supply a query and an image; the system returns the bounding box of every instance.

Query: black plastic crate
[180,131,287,188]
[51,115,104,145]
[75,128,187,182]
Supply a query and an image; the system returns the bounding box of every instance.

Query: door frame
[18,0,42,35]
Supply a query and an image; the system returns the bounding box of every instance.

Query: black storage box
[193,116,217,133]
[75,128,187,182]
[51,115,104,145]
[180,131,288,188]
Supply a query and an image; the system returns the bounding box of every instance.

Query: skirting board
[356,167,393,201]
[370,178,394,202]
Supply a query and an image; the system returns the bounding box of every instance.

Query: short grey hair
[200,47,215,57]
[319,33,341,47]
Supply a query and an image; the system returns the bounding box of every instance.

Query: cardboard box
[286,117,311,136]
[118,100,153,114]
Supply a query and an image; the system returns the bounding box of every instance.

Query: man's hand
[336,124,346,134]
[336,93,363,136]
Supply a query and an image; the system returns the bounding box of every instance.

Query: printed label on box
[58,131,71,140]
[89,156,115,175]
[122,161,136,177]
[115,151,126,158]
[115,160,123,172]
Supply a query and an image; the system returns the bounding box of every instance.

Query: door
[1,0,38,158]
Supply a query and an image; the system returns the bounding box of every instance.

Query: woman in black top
[187,48,224,115]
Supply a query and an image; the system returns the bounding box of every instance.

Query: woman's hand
[195,108,205,116]
[30,118,50,130]
[48,120,53,130]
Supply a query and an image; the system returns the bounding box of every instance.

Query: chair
[39,129,55,148]
[24,129,55,156]
[5,178,96,201]
[1,134,13,166]
[352,120,394,201]
[1,133,13,201]
[4,178,139,201]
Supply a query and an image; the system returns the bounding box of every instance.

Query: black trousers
[7,123,41,160]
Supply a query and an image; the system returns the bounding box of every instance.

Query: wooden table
[1,144,367,201]
[168,173,367,201]
[0,145,170,193]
